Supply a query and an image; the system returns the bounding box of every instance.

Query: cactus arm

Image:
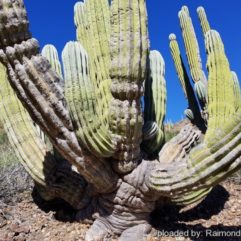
[169,34,205,130]
[62,41,116,157]
[179,6,207,107]
[109,0,148,173]
[74,2,87,47]
[0,62,90,209]
[205,30,236,143]
[74,0,112,122]
[169,34,189,98]
[0,66,54,186]
[39,44,63,144]
[146,30,241,204]
[142,50,166,156]
[179,6,206,84]
[147,117,241,203]
[0,0,118,193]
[197,7,211,37]
[231,71,241,111]
[171,187,212,206]
[153,124,212,205]
[42,44,63,87]
[41,44,63,78]
[42,44,73,163]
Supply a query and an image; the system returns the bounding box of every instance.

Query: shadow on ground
[151,185,241,241]
[31,187,77,223]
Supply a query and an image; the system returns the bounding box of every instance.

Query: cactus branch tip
[197,6,205,13]
[169,33,176,41]
[181,6,189,14]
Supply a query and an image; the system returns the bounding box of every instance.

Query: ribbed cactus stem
[194,81,207,105]
[74,0,112,123]
[205,30,236,143]
[231,71,241,111]
[109,0,148,173]
[197,6,211,37]
[0,0,31,46]
[171,187,212,206]
[145,31,241,199]
[142,121,158,141]
[178,6,207,87]
[40,44,64,144]
[0,1,117,193]
[74,2,87,47]
[169,34,205,130]
[62,41,116,158]
[169,33,187,98]
[142,50,166,155]
[0,63,55,185]
[184,109,194,121]
[147,31,241,202]
[147,116,241,201]
[42,44,63,85]
[0,62,89,208]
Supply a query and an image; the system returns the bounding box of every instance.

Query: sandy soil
[1,180,241,241]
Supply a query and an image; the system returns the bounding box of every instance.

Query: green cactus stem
[169,33,205,130]
[194,80,207,105]
[178,6,207,108]
[169,33,188,98]
[205,30,236,143]
[142,50,166,156]
[184,108,194,121]
[42,44,64,91]
[147,30,241,202]
[62,41,116,158]
[42,45,63,78]
[197,6,211,37]
[171,187,212,206]
[147,116,241,202]
[74,0,112,123]
[231,71,241,111]
[0,64,55,186]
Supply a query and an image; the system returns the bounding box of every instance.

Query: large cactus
[0,1,241,241]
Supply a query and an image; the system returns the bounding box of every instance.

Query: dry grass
[0,127,33,204]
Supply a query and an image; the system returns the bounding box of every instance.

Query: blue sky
[24,0,241,123]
